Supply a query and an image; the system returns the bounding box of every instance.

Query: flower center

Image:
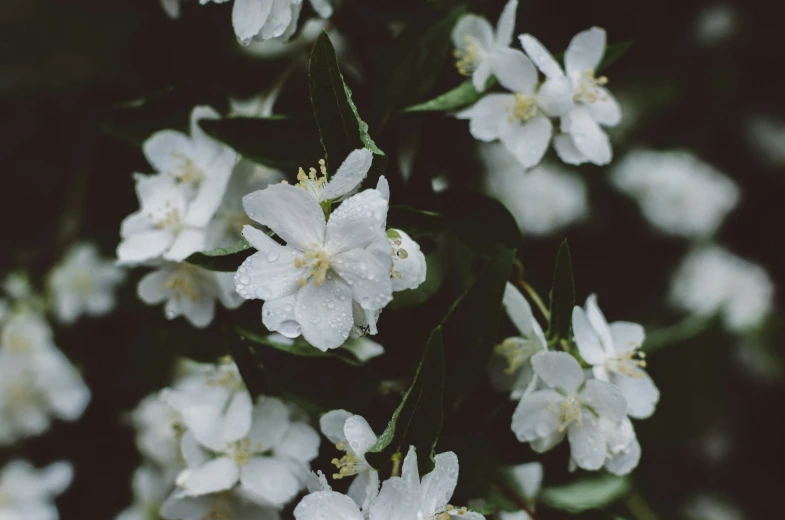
[202,494,232,520]
[295,245,331,286]
[554,396,583,432]
[604,347,647,378]
[510,93,540,122]
[454,36,482,76]
[72,272,94,295]
[206,359,244,390]
[150,204,183,231]
[6,379,38,408]
[331,441,367,479]
[495,336,541,374]
[295,160,328,201]
[574,69,609,104]
[225,438,262,466]
[165,270,200,303]
[171,152,205,185]
[5,333,32,354]
[434,505,471,520]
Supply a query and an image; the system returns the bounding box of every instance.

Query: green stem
[518,279,550,322]
[624,489,660,520]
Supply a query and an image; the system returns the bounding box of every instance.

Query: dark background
[0,0,783,518]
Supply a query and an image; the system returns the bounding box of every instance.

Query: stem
[492,477,538,520]
[390,451,402,477]
[643,315,713,354]
[624,490,660,520]
[517,278,550,322]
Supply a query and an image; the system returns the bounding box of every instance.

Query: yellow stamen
[510,93,539,122]
[574,69,610,104]
[455,36,481,76]
[294,245,331,286]
[495,337,540,374]
[295,161,328,200]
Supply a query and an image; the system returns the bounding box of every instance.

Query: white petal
[41,461,73,495]
[295,276,354,351]
[258,0,295,40]
[331,249,393,310]
[262,295,302,338]
[510,389,562,443]
[611,370,659,419]
[451,15,494,54]
[584,294,615,353]
[243,184,326,251]
[531,351,584,393]
[137,269,170,304]
[609,321,645,354]
[344,415,377,456]
[580,379,627,422]
[276,422,321,463]
[375,176,390,202]
[370,477,415,520]
[234,248,302,302]
[319,409,352,445]
[472,60,493,92]
[181,431,211,469]
[247,397,291,449]
[215,272,244,309]
[164,228,207,262]
[491,48,538,95]
[509,462,542,500]
[567,415,606,470]
[571,306,606,365]
[347,470,379,511]
[117,229,175,265]
[308,0,333,18]
[324,190,389,256]
[519,34,563,78]
[160,493,213,520]
[294,490,365,520]
[180,457,239,496]
[500,114,552,169]
[604,436,641,476]
[553,134,588,165]
[456,94,514,142]
[587,88,622,127]
[241,457,305,506]
[420,451,459,514]
[161,386,231,451]
[564,27,606,79]
[562,106,612,166]
[400,445,419,488]
[321,149,373,201]
[503,282,534,336]
[390,230,426,292]
[37,349,91,420]
[537,76,574,117]
[185,147,238,228]
[342,337,385,362]
[143,130,193,173]
[178,293,216,328]
[494,0,519,47]
[222,391,254,444]
[233,0,273,43]
[189,105,225,167]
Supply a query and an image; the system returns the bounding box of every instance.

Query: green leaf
[237,327,363,366]
[540,475,631,513]
[184,238,253,272]
[308,32,383,174]
[404,77,496,113]
[387,205,446,238]
[547,240,575,341]
[199,117,323,171]
[366,326,445,472]
[599,41,634,72]
[375,6,467,123]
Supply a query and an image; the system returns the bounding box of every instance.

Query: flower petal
[344,415,377,456]
[262,295,302,338]
[587,88,622,127]
[247,397,291,450]
[537,76,574,117]
[420,451,459,514]
[319,409,352,445]
[390,230,426,292]
[295,275,354,351]
[451,15,494,54]
[222,391,254,444]
[519,34,564,79]
[611,370,659,419]
[552,134,588,165]
[456,94,515,142]
[180,431,211,469]
[117,229,175,265]
[492,48,538,95]
[503,283,534,337]
[276,422,321,463]
[324,190,388,256]
[164,228,207,262]
[331,248,392,310]
[241,456,305,506]
[184,147,238,228]
[564,27,606,79]
[584,294,615,353]
[370,476,415,520]
[321,149,373,201]
[189,106,225,167]
[347,470,379,512]
[511,389,561,443]
[571,306,606,365]
[604,436,641,476]
[472,60,493,92]
[531,351,584,393]
[609,321,645,354]
[500,114,552,169]
[494,0,519,47]
[400,445,419,489]
[294,490,365,520]
[258,0,296,41]
[138,268,171,305]
[180,456,239,496]
[580,379,627,422]
[233,0,273,44]
[509,462,542,500]
[143,130,193,174]
[562,106,612,166]
[567,415,606,470]
[308,0,333,18]
[234,248,302,302]
[243,184,326,251]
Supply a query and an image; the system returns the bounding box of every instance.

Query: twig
[492,476,538,520]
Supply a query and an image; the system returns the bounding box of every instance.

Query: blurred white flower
[682,495,744,520]
[572,295,659,419]
[669,246,773,332]
[49,242,126,324]
[117,106,237,265]
[235,159,393,351]
[511,351,632,471]
[452,0,519,92]
[174,396,319,508]
[521,27,622,166]
[489,283,547,399]
[695,4,736,46]
[116,466,169,520]
[481,144,588,236]
[160,0,182,19]
[130,393,185,477]
[746,115,785,166]
[610,149,739,239]
[3,272,33,301]
[138,263,243,328]
[0,460,72,520]
[319,410,379,511]
[161,490,280,520]
[497,462,542,520]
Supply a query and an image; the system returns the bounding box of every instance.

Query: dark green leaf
[540,475,631,513]
[366,326,445,472]
[238,326,362,366]
[375,6,467,123]
[404,78,496,113]
[598,41,634,72]
[308,32,383,174]
[387,205,446,238]
[547,240,575,341]
[185,238,253,272]
[199,117,323,171]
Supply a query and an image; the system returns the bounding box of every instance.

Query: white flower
[0,460,72,520]
[481,144,588,235]
[572,295,659,419]
[669,246,773,332]
[746,115,785,166]
[117,106,237,265]
[138,263,243,328]
[3,272,33,301]
[161,0,182,19]
[291,148,373,204]
[235,153,392,351]
[489,283,547,399]
[497,462,542,520]
[695,4,736,46]
[682,495,744,520]
[48,242,126,324]
[116,466,169,520]
[174,396,319,507]
[610,149,739,239]
[130,393,185,476]
[319,409,379,511]
[456,44,570,169]
[521,27,622,166]
[600,417,641,476]
[389,229,427,292]
[451,0,519,91]
[161,490,280,520]
[511,351,629,471]
[294,488,365,520]
[206,0,310,45]
[341,336,385,362]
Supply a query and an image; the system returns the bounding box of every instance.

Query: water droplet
[267,251,280,262]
